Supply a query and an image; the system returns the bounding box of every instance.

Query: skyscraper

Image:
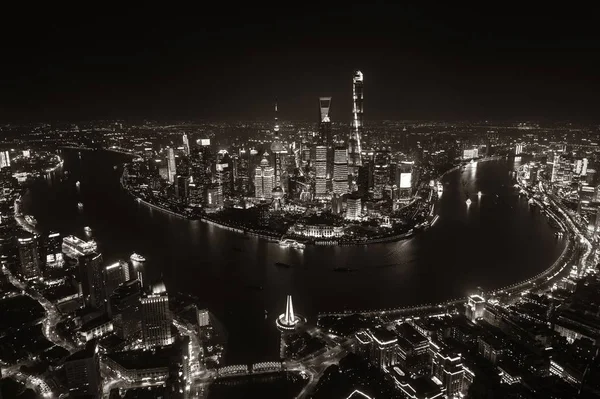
[175,175,189,202]
[346,195,362,220]
[17,233,41,280]
[373,150,390,200]
[141,281,173,348]
[315,145,327,198]
[167,148,176,184]
[348,70,364,178]
[110,279,141,340]
[430,341,467,397]
[80,252,105,309]
[197,308,210,327]
[254,153,275,199]
[64,341,101,398]
[465,294,485,323]
[44,231,64,269]
[271,102,287,191]
[333,145,349,195]
[182,133,190,156]
[318,97,332,146]
[318,97,333,191]
[103,260,130,299]
[515,143,523,155]
[0,151,10,168]
[236,149,251,195]
[216,154,233,198]
[130,252,146,289]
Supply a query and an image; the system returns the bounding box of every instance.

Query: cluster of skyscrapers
[145,70,415,220]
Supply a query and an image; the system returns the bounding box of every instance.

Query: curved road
[2,266,77,354]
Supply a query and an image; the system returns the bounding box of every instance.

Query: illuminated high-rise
[0,151,10,168]
[315,145,327,198]
[17,233,41,280]
[167,148,176,184]
[465,294,485,322]
[110,279,141,340]
[80,252,105,309]
[103,260,130,298]
[515,143,523,155]
[44,231,64,269]
[214,151,233,198]
[346,195,362,220]
[271,102,287,191]
[130,253,147,288]
[430,341,468,397]
[182,133,190,156]
[318,97,332,147]
[141,282,173,348]
[175,175,189,202]
[254,153,275,199]
[348,70,364,177]
[318,97,333,191]
[333,145,349,195]
[64,341,101,398]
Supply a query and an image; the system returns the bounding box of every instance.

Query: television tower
[270,101,285,190]
[348,70,364,177]
[276,295,304,359]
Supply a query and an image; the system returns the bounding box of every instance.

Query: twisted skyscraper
[348,70,364,179]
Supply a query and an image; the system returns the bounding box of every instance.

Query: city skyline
[1,5,600,399]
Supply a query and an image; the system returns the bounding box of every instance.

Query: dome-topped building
[272,186,284,200]
[270,140,285,154]
[255,152,275,199]
[260,152,270,167]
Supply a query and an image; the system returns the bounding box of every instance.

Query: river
[20,150,565,364]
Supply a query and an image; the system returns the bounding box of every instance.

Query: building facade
[141,282,173,348]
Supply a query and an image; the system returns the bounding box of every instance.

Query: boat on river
[279,238,306,250]
[24,215,37,226]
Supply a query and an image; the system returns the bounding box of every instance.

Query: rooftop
[396,323,427,346]
[65,341,97,363]
[369,327,397,346]
[346,389,373,399]
[81,313,112,332]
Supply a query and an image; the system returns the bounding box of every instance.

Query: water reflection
[22,151,566,363]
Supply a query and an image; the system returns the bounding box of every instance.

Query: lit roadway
[3,363,54,398]
[99,323,353,399]
[2,266,77,354]
[539,181,593,277]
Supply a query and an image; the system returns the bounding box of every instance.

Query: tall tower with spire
[276,295,304,359]
[348,70,364,184]
[276,295,301,330]
[271,101,286,191]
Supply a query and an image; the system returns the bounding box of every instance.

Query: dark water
[22,151,565,364]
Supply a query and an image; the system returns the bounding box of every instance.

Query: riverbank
[120,166,428,247]
[436,155,507,181]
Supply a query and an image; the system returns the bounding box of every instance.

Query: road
[2,266,77,354]
[173,316,204,377]
[540,181,593,277]
[2,360,54,398]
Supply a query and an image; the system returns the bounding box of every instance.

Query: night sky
[1,5,599,122]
